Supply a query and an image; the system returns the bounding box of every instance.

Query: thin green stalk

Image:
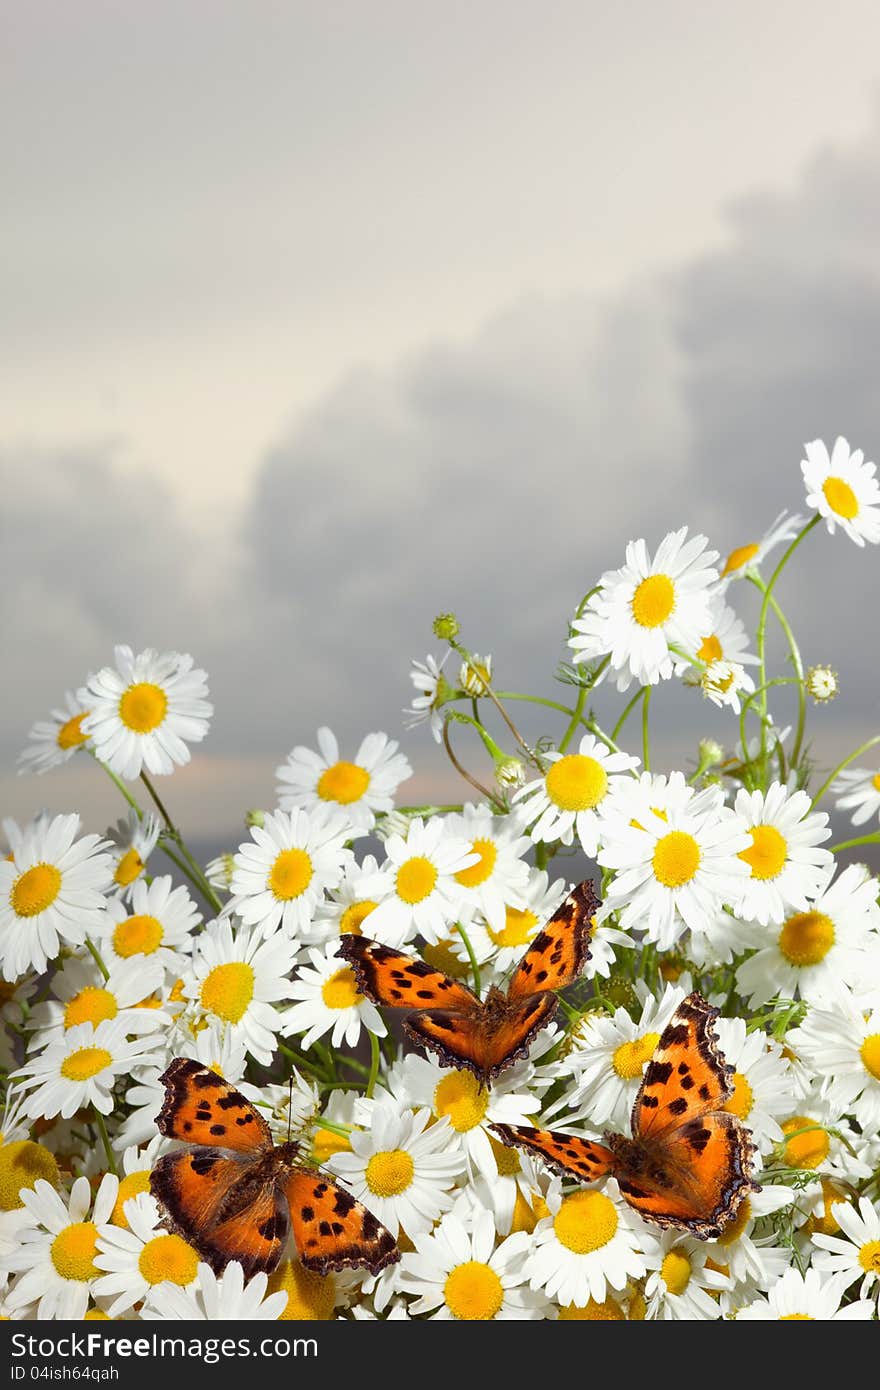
[558,683,587,754]
[828,832,880,855]
[641,687,652,771]
[278,1042,330,1083]
[584,718,623,755]
[612,687,646,743]
[366,1033,381,1099]
[84,937,110,982]
[91,752,145,817]
[748,576,808,769]
[393,804,465,815]
[442,717,505,811]
[755,516,819,772]
[456,921,482,1000]
[339,1054,373,1080]
[140,770,224,914]
[811,734,880,811]
[313,1117,353,1138]
[93,1109,117,1175]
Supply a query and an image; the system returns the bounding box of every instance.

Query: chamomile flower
[285,942,385,1051]
[115,1022,248,1150]
[399,1210,546,1319]
[26,956,169,1053]
[96,875,201,975]
[0,812,113,981]
[736,863,879,1008]
[441,804,532,934]
[514,734,639,854]
[717,510,806,585]
[806,665,839,703]
[81,645,212,780]
[458,869,568,978]
[732,783,833,927]
[737,1265,875,1319]
[205,851,237,892]
[142,1260,287,1320]
[183,919,296,1067]
[777,1095,871,1186]
[13,1020,161,1120]
[105,811,161,898]
[569,528,720,692]
[459,652,493,697]
[713,1018,792,1149]
[787,991,880,1133]
[802,436,880,546]
[310,854,384,948]
[644,1232,728,1319]
[686,907,763,969]
[525,1181,656,1308]
[832,767,880,828]
[0,1174,118,1320]
[105,1137,167,1229]
[276,727,412,835]
[708,1185,796,1300]
[686,598,759,670]
[327,1103,464,1238]
[18,691,92,775]
[356,817,477,948]
[812,1197,880,1302]
[229,807,352,942]
[404,653,451,742]
[94,1192,201,1316]
[700,660,755,714]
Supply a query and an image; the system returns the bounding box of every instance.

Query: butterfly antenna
[286,1074,294,1144]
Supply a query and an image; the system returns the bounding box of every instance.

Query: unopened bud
[495,756,525,790]
[432,613,460,641]
[698,738,724,768]
[806,665,839,703]
[245,808,266,829]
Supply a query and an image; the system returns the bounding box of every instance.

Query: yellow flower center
[310,1127,352,1164]
[545,755,608,813]
[11,863,62,918]
[723,1071,754,1120]
[558,1297,625,1319]
[872,772,880,793]
[118,682,168,734]
[396,856,438,905]
[83,1309,111,1320]
[364,1149,415,1197]
[858,1240,880,1275]
[316,761,370,805]
[421,937,470,978]
[822,476,859,520]
[806,1180,847,1237]
[60,1047,112,1081]
[782,1116,829,1169]
[113,847,145,888]
[859,1034,880,1081]
[200,961,255,1024]
[56,713,89,750]
[51,1223,100,1281]
[660,1250,692,1295]
[779,1313,814,1320]
[697,634,724,663]
[488,907,539,950]
[631,573,676,628]
[339,900,378,935]
[778,912,835,967]
[113,913,164,958]
[111,1170,151,1227]
[490,1135,521,1177]
[652,831,701,888]
[138,1233,199,1286]
[444,1261,504,1320]
[0,1140,60,1210]
[613,1033,661,1080]
[267,1259,337,1320]
[739,824,788,880]
[433,1071,489,1132]
[722,542,760,577]
[64,987,118,1030]
[320,967,360,1010]
[269,848,313,901]
[718,1197,752,1246]
[455,838,498,888]
[553,1190,619,1254]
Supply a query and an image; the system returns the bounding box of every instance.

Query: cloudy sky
[4,1,880,841]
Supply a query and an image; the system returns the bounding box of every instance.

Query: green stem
[612,687,646,743]
[755,516,819,772]
[140,771,224,914]
[338,1054,373,1080]
[366,1033,381,1099]
[584,719,623,755]
[748,576,808,769]
[91,752,146,817]
[84,937,110,982]
[558,683,587,754]
[278,1042,330,1082]
[811,734,880,811]
[641,687,652,772]
[93,1109,117,1175]
[442,718,505,811]
[456,921,482,1000]
[392,804,465,816]
[828,832,880,855]
[313,1117,353,1138]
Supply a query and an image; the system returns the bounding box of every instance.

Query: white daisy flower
[17,690,92,775]
[26,955,169,1053]
[115,1021,248,1150]
[356,816,477,948]
[802,436,880,546]
[459,652,493,697]
[569,527,720,692]
[0,1174,118,1320]
[95,874,201,975]
[805,665,839,703]
[686,907,763,969]
[525,1180,656,1308]
[598,776,750,949]
[717,510,807,586]
[736,863,879,1008]
[644,1232,728,1319]
[514,734,639,854]
[458,869,568,978]
[732,782,833,927]
[237,1069,320,1148]
[103,1136,167,1230]
[94,1191,201,1316]
[713,1017,793,1150]
[229,807,352,942]
[403,653,451,742]
[399,1209,548,1319]
[812,1197,880,1302]
[284,942,385,1052]
[309,853,388,952]
[142,1259,287,1320]
[777,1096,872,1187]
[737,1265,875,1319]
[327,1102,464,1238]
[276,726,412,835]
[832,767,880,828]
[686,596,759,669]
[205,851,236,892]
[700,659,755,714]
[0,812,113,981]
[105,810,161,899]
[81,644,212,780]
[184,919,296,1066]
[787,991,880,1134]
[262,1257,351,1320]
[13,1019,162,1120]
[440,804,532,934]
[708,1185,796,1301]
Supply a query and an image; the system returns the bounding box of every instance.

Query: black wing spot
[699,1084,711,1101]
[210,1124,226,1136]
[667,1097,688,1116]
[645,1060,673,1086]
[415,990,435,1000]
[301,1206,314,1222]
[663,1025,689,1046]
[217,1094,244,1110]
[677,1063,690,1075]
[640,1094,659,1109]
[333,1190,356,1216]
[331,1222,344,1235]
[534,970,548,984]
[362,1211,379,1239]
[319,1221,332,1236]
[313,1183,328,1197]
[680,1075,694,1090]
[190,1156,216,1176]
[236,1114,254,1126]
[259,1216,283,1241]
[183,1122,192,1132]
[194,1072,223,1089]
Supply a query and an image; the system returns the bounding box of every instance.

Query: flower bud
[432,613,460,641]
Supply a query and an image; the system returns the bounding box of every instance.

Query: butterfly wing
[337,935,477,1010]
[506,879,598,1000]
[491,1122,614,1183]
[286,1169,400,1275]
[630,992,734,1141]
[156,1057,272,1154]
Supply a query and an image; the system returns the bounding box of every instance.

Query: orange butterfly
[492,992,759,1238]
[336,880,598,1086]
[150,1058,400,1278]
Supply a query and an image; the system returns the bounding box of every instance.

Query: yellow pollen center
[311,1128,352,1164]
[490,1135,521,1177]
[51,1223,100,1281]
[613,1033,661,1080]
[722,542,760,577]
[113,847,145,887]
[553,1190,619,1254]
[64,987,118,1030]
[782,1116,830,1169]
[739,824,788,880]
[364,1149,415,1197]
[724,1071,754,1120]
[558,1297,625,1320]
[718,1198,752,1246]
[320,967,360,1010]
[652,831,701,888]
[56,713,89,750]
[11,863,62,918]
[660,1250,692,1295]
[455,838,498,888]
[779,1313,814,1320]
[111,1171,151,1228]
[0,1140,59,1210]
[858,1240,880,1275]
[269,848,313,901]
[872,773,880,793]
[200,961,255,1024]
[545,755,609,812]
[138,1233,199,1286]
[778,912,835,967]
[697,634,724,662]
[316,761,370,805]
[267,1259,337,1320]
[396,856,438,905]
[339,901,378,935]
[860,1034,880,1081]
[631,573,676,628]
[118,682,168,734]
[488,906,539,949]
[83,1309,111,1319]
[822,476,859,520]
[60,1047,112,1081]
[444,1261,504,1320]
[433,1071,489,1132]
[113,914,164,958]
